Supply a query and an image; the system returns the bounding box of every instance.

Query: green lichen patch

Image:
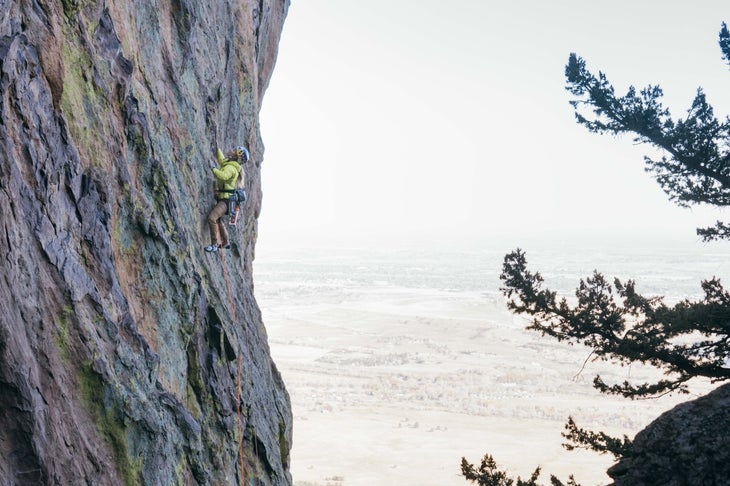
[78,363,141,486]
[113,209,140,257]
[55,305,73,362]
[60,0,78,18]
[60,27,114,169]
[278,421,289,467]
[185,344,205,418]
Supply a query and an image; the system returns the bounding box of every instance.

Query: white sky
[258,0,730,248]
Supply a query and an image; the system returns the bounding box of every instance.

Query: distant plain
[254,239,727,485]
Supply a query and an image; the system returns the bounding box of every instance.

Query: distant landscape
[254,239,726,485]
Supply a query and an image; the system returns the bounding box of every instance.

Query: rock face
[608,383,730,486]
[0,1,291,484]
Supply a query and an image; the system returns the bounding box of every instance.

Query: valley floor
[261,281,712,485]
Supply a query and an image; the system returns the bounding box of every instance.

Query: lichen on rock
[0,1,292,484]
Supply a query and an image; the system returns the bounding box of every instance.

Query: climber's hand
[208,160,217,170]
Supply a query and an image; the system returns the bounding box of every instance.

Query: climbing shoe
[204,244,219,253]
[222,243,231,250]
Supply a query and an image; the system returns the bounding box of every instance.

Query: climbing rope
[219,250,237,321]
[237,354,245,486]
[220,250,243,484]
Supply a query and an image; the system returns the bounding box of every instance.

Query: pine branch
[565,53,730,214]
[697,221,730,242]
[561,417,633,459]
[461,455,580,486]
[500,250,730,398]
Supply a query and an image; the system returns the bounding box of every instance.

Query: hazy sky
[258,1,730,247]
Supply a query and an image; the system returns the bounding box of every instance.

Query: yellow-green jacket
[212,149,242,201]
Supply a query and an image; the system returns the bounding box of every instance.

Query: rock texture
[608,383,730,486]
[0,0,291,484]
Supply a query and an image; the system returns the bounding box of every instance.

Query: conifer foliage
[500,249,730,398]
[460,454,581,486]
[463,23,730,485]
[565,25,730,242]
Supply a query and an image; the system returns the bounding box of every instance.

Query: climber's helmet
[235,146,250,164]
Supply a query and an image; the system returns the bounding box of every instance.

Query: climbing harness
[217,188,246,226]
[229,189,246,226]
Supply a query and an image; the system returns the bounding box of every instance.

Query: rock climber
[205,145,249,253]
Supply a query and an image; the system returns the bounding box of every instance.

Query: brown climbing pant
[207,200,229,247]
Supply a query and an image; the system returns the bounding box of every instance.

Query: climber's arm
[216,148,227,165]
[212,164,238,181]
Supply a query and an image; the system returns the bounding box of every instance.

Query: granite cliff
[0,0,291,484]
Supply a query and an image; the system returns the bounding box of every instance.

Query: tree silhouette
[463,22,730,485]
[500,249,730,399]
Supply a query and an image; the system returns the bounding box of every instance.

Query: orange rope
[253,424,259,474]
[237,354,245,485]
[219,250,236,321]
[220,250,243,483]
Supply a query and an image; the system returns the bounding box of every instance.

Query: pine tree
[463,22,730,485]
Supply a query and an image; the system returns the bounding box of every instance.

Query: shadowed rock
[608,383,730,486]
[0,1,291,484]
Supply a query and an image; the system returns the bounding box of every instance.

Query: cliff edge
[608,383,730,486]
[0,0,291,484]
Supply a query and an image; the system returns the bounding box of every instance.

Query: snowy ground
[254,243,724,485]
[258,283,712,485]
